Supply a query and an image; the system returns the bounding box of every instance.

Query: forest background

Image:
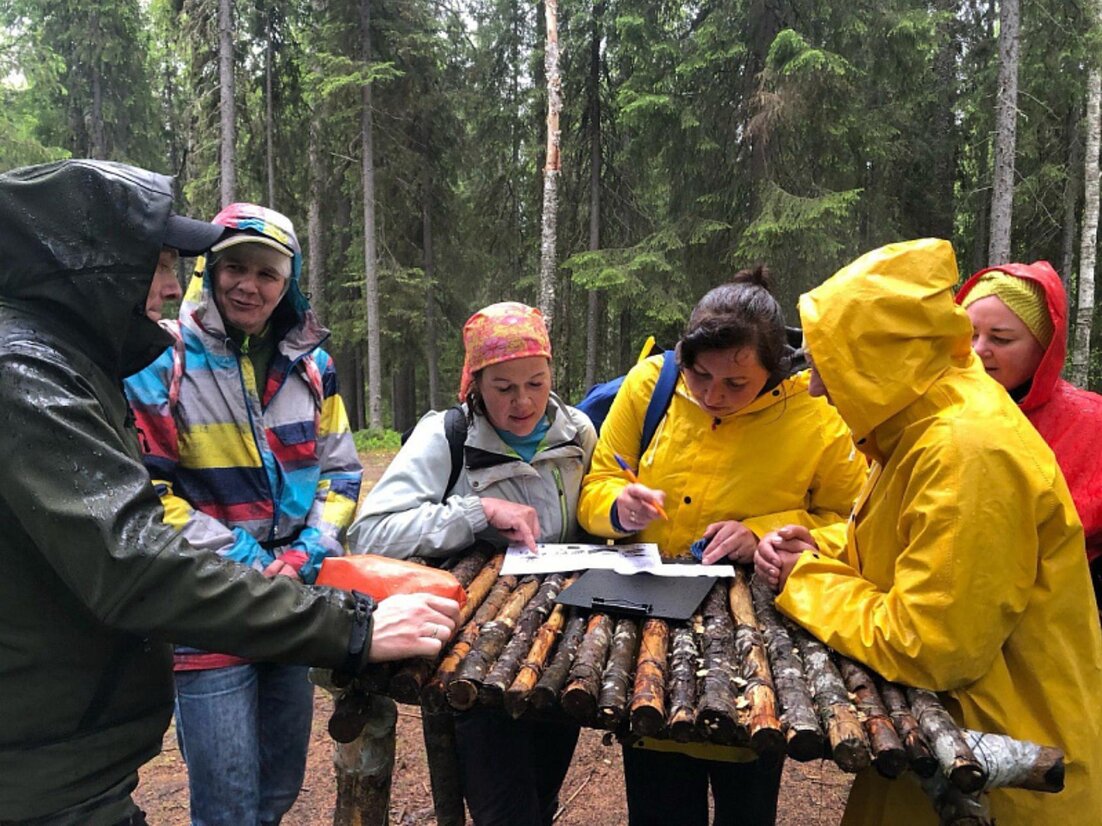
[2,0,1101,435]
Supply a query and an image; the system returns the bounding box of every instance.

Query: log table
[331,552,1065,826]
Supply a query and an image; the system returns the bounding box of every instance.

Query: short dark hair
[677,265,789,376]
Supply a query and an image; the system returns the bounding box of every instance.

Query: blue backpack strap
[640,350,678,455]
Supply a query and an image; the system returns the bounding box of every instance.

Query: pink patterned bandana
[459,302,552,400]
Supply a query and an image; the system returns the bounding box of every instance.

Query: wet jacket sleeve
[776,420,1044,690]
[285,350,362,583]
[123,347,276,572]
[1,346,373,669]
[740,410,865,539]
[346,410,488,559]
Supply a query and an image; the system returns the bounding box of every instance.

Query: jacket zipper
[233,340,282,544]
[551,466,568,542]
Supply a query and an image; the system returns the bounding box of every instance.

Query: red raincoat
[957,261,1102,562]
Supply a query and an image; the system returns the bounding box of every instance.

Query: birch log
[880,680,938,778]
[908,688,987,793]
[695,584,747,746]
[597,617,640,729]
[728,572,784,759]
[667,619,701,742]
[629,618,670,737]
[837,657,907,778]
[750,581,823,761]
[505,603,570,719]
[531,610,589,711]
[962,729,1064,793]
[561,613,614,724]
[787,621,869,771]
[448,575,542,710]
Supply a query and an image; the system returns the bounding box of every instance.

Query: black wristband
[342,590,375,674]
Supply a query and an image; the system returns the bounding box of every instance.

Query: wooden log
[328,689,376,744]
[728,571,784,760]
[961,729,1064,793]
[561,613,614,724]
[837,656,907,779]
[629,618,670,737]
[666,619,701,742]
[447,575,542,710]
[421,700,465,826]
[908,688,987,793]
[695,583,747,746]
[480,573,570,706]
[750,580,824,761]
[422,574,518,713]
[332,695,397,826]
[786,620,870,772]
[388,551,505,704]
[530,611,588,711]
[919,773,993,826]
[443,544,496,588]
[504,603,569,719]
[596,616,641,730]
[879,679,938,778]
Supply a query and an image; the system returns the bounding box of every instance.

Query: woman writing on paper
[347,302,596,826]
[577,267,867,826]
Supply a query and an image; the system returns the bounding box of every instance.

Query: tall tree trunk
[218,0,236,207]
[1062,103,1083,285]
[307,116,324,319]
[1071,61,1101,387]
[930,0,956,239]
[361,0,382,429]
[422,165,440,410]
[391,360,416,434]
[265,9,276,209]
[584,1,602,390]
[306,0,327,319]
[538,0,562,336]
[88,11,106,160]
[988,0,1020,264]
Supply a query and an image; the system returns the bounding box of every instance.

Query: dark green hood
[0,159,175,377]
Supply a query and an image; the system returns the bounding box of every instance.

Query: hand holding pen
[613,453,669,532]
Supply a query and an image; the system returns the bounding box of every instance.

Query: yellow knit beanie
[961,272,1053,347]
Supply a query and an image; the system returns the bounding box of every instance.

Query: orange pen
[614,453,669,521]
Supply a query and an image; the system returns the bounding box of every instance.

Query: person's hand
[700,520,758,565]
[755,525,818,592]
[481,497,541,552]
[615,483,667,532]
[263,559,302,580]
[366,593,461,663]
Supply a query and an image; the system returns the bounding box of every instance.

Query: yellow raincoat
[577,355,867,556]
[780,238,1102,824]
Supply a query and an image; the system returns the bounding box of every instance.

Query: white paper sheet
[500,543,736,578]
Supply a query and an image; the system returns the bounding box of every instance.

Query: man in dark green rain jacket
[0,160,459,826]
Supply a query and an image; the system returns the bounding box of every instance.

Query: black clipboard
[555,569,715,620]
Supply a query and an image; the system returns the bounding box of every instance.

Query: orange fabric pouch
[316,554,467,608]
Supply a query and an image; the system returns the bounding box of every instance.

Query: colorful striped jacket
[124,272,362,668]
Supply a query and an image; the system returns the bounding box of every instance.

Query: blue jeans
[174,664,314,826]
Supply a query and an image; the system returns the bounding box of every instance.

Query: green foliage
[1,0,1100,416]
[353,427,402,452]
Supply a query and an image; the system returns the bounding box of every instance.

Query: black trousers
[621,745,784,826]
[454,707,580,826]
